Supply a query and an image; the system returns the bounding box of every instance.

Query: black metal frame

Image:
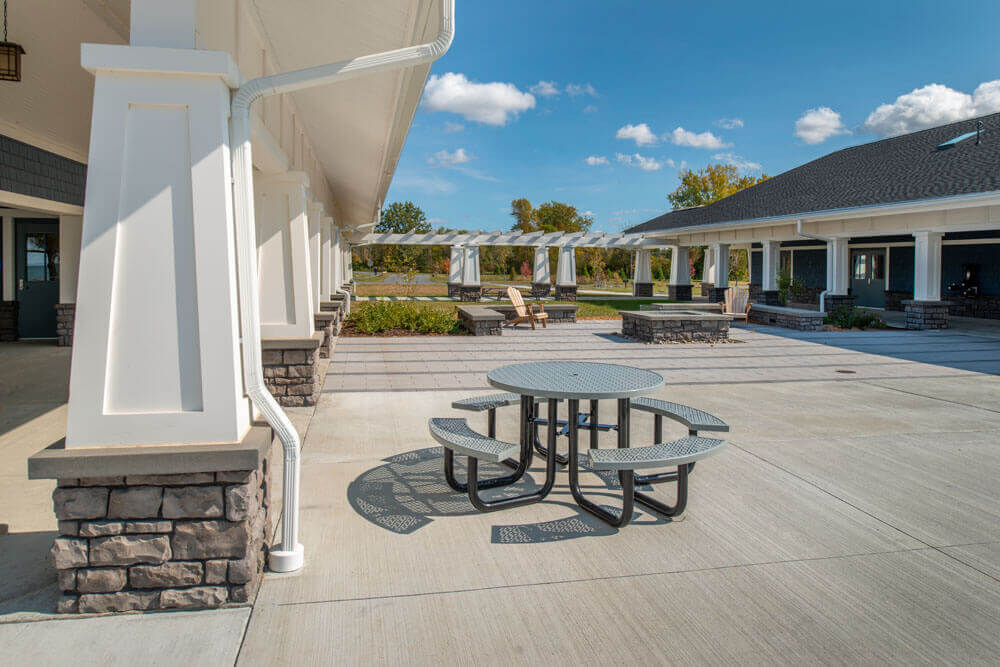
[532,399,617,466]
[632,415,696,486]
[443,404,525,493]
[568,398,636,527]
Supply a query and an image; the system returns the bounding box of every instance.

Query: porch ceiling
[250,0,441,227]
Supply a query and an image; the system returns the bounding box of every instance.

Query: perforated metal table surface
[486,361,664,400]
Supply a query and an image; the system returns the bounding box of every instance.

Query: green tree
[509,199,593,233]
[668,163,769,209]
[377,201,431,234]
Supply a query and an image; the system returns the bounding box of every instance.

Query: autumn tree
[509,199,593,233]
[370,201,432,272]
[668,163,769,210]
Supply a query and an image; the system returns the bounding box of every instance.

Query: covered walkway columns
[701,246,716,296]
[307,202,324,314]
[460,245,481,301]
[706,244,730,303]
[668,246,692,301]
[555,246,577,300]
[633,249,653,297]
[905,231,949,329]
[823,238,854,312]
[448,245,464,298]
[532,246,552,298]
[760,240,781,305]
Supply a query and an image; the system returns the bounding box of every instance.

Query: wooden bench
[456,306,504,336]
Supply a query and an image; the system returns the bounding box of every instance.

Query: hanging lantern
[0,0,25,82]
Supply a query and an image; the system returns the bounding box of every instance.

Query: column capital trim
[82,44,242,88]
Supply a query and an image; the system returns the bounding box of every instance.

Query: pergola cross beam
[347,230,672,248]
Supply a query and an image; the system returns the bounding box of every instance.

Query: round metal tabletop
[487,361,664,400]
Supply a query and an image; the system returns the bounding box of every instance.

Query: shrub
[823,306,887,330]
[350,302,458,334]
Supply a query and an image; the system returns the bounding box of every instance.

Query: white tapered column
[712,244,730,289]
[913,231,943,302]
[255,172,315,339]
[331,227,342,293]
[556,245,577,300]
[761,241,780,292]
[448,245,464,298]
[826,238,850,295]
[462,245,481,286]
[320,217,332,301]
[633,249,653,297]
[702,246,716,290]
[668,246,692,301]
[307,202,323,313]
[532,246,551,297]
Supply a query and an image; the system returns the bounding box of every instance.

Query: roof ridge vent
[937,123,981,150]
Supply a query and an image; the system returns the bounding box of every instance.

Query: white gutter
[796,218,831,311]
[230,0,455,573]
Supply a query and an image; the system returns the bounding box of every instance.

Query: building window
[25,232,59,282]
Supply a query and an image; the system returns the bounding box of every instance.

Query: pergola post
[904,231,949,329]
[633,249,653,297]
[448,245,464,298]
[761,240,781,305]
[668,246,692,301]
[823,238,854,312]
[707,244,730,303]
[532,246,551,298]
[555,246,578,301]
[701,245,715,297]
[460,245,481,301]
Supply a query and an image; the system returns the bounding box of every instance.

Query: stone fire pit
[621,310,730,343]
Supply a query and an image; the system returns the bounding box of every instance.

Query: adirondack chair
[505,286,548,329]
[719,286,751,322]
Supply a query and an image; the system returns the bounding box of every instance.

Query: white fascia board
[81,43,242,89]
[0,190,85,216]
[652,190,1000,242]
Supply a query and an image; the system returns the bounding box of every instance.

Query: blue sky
[385,0,1000,233]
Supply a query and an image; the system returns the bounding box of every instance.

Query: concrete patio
[3,321,1000,664]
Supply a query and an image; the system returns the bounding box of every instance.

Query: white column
[702,246,715,284]
[1,216,14,299]
[58,215,83,304]
[307,202,323,313]
[712,244,730,289]
[449,245,464,285]
[532,246,551,284]
[320,216,332,302]
[556,246,577,286]
[633,249,652,283]
[669,246,690,285]
[761,240,780,292]
[331,227,342,292]
[826,238,850,295]
[344,246,353,283]
[462,245,481,286]
[913,231,944,301]
[255,172,315,339]
[66,37,251,448]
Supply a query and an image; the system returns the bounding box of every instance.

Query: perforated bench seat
[451,393,560,412]
[588,436,726,471]
[631,397,729,433]
[428,418,519,462]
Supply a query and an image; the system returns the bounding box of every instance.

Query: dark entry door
[850,249,886,308]
[15,219,60,338]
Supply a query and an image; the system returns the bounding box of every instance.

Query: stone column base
[707,287,729,303]
[761,290,780,306]
[667,284,692,301]
[261,333,323,406]
[699,282,713,298]
[633,282,653,297]
[27,426,274,614]
[459,286,482,302]
[447,282,462,299]
[0,300,17,342]
[823,294,857,312]
[531,282,551,298]
[321,297,348,336]
[902,300,950,330]
[55,303,76,347]
[313,312,335,358]
[555,285,577,301]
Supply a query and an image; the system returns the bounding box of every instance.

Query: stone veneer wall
[447,283,462,299]
[633,282,653,297]
[50,458,271,614]
[749,305,825,332]
[262,341,322,407]
[621,312,729,343]
[903,300,949,330]
[0,301,17,341]
[555,285,577,301]
[823,294,857,312]
[667,284,693,301]
[531,283,551,298]
[789,285,824,305]
[457,308,504,336]
[314,312,336,358]
[707,287,728,304]
[55,303,76,347]
[459,286,482,302]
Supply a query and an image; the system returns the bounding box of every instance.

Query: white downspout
[230,0,455,573]
[796,218,830,312]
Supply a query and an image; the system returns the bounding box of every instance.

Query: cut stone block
[53,487,109,520]
[130,562,204,588]
[159,586,228,610]
[162,486,224,519]
[51,537,88,569]
[171,520,250,559]
[107,486,163,519]
[89,534,171,566]
[77,567,128,593]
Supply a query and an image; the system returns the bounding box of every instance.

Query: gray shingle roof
[627,113,1000,235]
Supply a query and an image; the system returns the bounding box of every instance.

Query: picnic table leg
[590,400,599,450]
[532,400,570,466]
[442,397,533,493]
[568,397,634,527]
[633,421,697,486]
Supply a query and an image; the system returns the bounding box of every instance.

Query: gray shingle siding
[628,112,1000,235]
[0,134,86,206]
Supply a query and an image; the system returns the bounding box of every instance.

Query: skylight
[937,130,978,149]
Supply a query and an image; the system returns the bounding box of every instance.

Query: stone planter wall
[261,336,322,407]
[457,306,504,336]
[490,304,578,324]
[55,303,76,347]
[0,300,17,342]
[749,304,825,332]
[621,311,729,343]
[51,458,271,614]
[943,293,1000,320]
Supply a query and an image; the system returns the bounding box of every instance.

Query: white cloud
[566,83,598,97]
[862,81,1000,137]
[713,152,763,172]
[582,210,595,217]
[585,155,610,166]
[422,72,536,126]
[427,148,472,167]
[583,105,598,114]
[666,158,676,168]
[530,80,560,97]
[716,117,744,129]
[443,121,465,133]
[616,123,658,146]
[669,127,730,149]
[794,107,847,144]
[394,174,456,194]
[616,152,663,171]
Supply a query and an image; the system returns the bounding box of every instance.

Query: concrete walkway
[3,321,1000,664]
